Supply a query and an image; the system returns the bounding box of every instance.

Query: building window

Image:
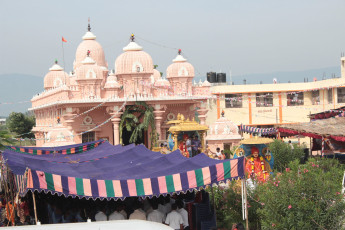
[82,131,95,143]
[311,90,320,105]
[287,92,304,106]
[337,88,345,103]
[328,89,333,104]
[256,93,273,107]
[225,94,242,108]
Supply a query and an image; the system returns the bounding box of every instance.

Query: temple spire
[87,17,91,32]
[130,33,135,42]
[178,49,182,55]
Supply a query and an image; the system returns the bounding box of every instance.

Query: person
[214,147,222,159]
[164,196,172,214]
[232,222,245,230]
[158,196,168,216]
[129,201,146,220]
[176,200,189,230]
[108,205,125,221]
[192,136,201,156]
[164,144,171,154]
[179,134,189,157]
[118,203,127,219]
[288,140,294,150]
[147,201,165,223]
[245,146,271,182]
[95,207,107,221]
[186,137,192,158]
[220,150,226,160]
[165,203,184,230]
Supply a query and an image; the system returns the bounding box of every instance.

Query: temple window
[82,131,95,143]
[328,89,333,104]
[311,90,320,105]
[256,92,273,107]
[287,92,304,106]
[86,69,96,78]
[225,94,242,108]
[337,88,345,103]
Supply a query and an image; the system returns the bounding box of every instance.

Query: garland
[250,156,266,180]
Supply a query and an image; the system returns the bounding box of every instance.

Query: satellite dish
[273,78,277,84]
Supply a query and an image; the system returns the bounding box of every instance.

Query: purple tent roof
[2,141,245,200]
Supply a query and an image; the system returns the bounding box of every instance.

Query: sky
[1,0,345,79]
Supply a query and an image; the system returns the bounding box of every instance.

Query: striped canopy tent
[2,140,245,200]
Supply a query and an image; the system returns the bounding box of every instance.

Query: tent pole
[32,191,38,224]
[244,180,249,230]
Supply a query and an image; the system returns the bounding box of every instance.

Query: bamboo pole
[244,180,249,230]
[32,191,38,224]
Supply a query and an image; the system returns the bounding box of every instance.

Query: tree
[269,139,305,172]
[7,112,35,138]
[0,129,14,150]
[119,102,156,145]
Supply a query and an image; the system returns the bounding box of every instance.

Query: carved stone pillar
[63,107,79,131]
[197,107,208,125]
[107,105,123,145]
[153,104,165,141]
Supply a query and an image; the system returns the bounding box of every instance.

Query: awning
[277,117,345,141]
[2,141,245,200]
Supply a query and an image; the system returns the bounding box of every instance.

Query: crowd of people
[0,191,193,229]
[91,195,189,230]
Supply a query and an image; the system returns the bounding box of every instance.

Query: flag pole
[61,37,67,85]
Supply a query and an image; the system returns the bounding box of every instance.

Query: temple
[30,23,211,147]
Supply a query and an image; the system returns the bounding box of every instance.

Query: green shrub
[256,157,345,229]
[207,181,261,229]
[269,139,305,172]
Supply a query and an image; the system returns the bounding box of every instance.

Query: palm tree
[119,102,157,145]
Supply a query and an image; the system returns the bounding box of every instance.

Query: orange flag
[62,36,67,42]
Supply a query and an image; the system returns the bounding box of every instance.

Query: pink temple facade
[30,24,211,147]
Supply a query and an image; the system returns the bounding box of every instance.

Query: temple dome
[115,39,153,75]
[44,61,69,90]
[104,72,121,88]
[152,69,161,81]
[202,80,211,87]
[166,51,194,78]
[154,78,170,87]
[74,28,107,70]
[75,56,105,80]
[206,115,242,141]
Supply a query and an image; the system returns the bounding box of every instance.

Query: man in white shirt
[176,200,189,230]
[165,203,184,230]
[129,201,146,220]
[186,137,192,157]
[94,207,107,221]
[108,205,125,221]
[147,201,165,223]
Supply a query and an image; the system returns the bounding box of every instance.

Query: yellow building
[207,57,345,133]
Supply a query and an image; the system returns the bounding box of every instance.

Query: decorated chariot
[155,113,208,157]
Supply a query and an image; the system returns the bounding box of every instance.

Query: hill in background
[194,66,340,84]
[0,74,43,117]
[0,65,340,116]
